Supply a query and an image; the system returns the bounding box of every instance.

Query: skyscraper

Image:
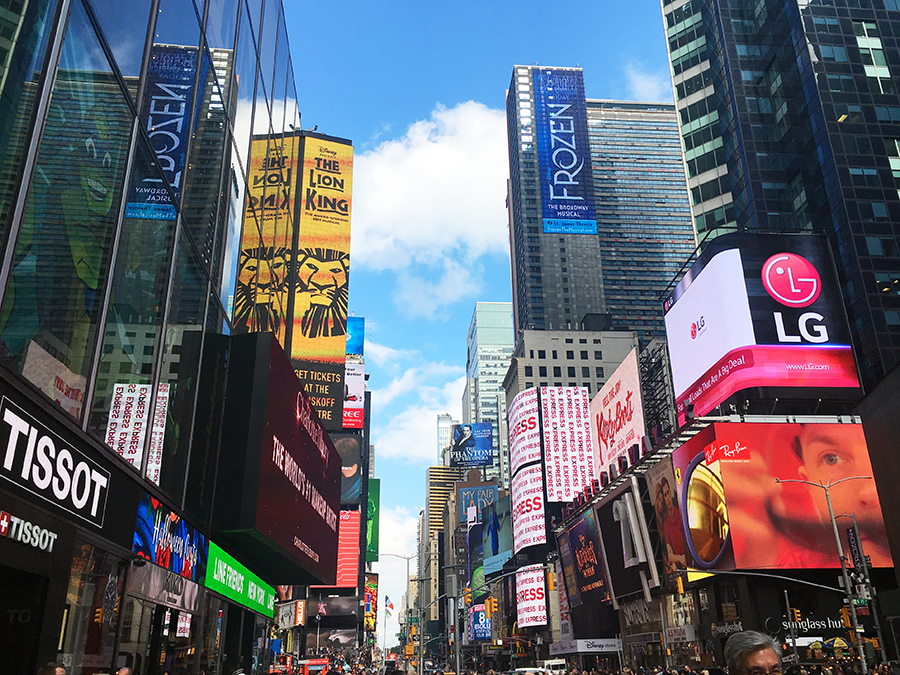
[437,412,457,462]
[505,66,695,344]
[462,302,514,487]
[659,0,900,388]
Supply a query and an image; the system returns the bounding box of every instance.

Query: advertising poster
[508,388,541,476]
[556,527,582,608]
[366,479,380,562]
[645,457,688,575]
[305,629,357,651]
[133,493,208,581]
[232,134,298,342]
[449,422,494,468]
[127,45,200,220]
[541,386,594,502]
[590,349,645,474]
[482,495,512,575]
[104,383,169,484]
[467,522,485,601]
[565,508,611,604]
[468,604,491,641]
[663,234,859,425]
[669,422,891,570]
[511,463,546,553]
[515,564,548,627]
[343,362,365,429]
[556,560,573,642]
[309,510,360,588]
[331,432,364,504]
[364,573,378,631]
[458,484,498,522]
[346,316,365,355]
[532,68,598,235]
[277,601,305,628]
[291,135,354,430]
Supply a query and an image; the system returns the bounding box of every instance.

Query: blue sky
[286,0,675,648]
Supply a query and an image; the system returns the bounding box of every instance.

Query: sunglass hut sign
[0,398,110,528]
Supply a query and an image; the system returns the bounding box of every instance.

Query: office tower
[659,0,900,387]
[462,302,514,487]
[505,66,695,344]
[437,412,457,462]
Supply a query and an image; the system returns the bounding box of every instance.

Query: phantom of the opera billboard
[233,132,353,430]
[663,233,859,425]
[662,422,891,570]
[449,422,493,468]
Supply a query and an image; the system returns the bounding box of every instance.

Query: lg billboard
[663,233,859,423]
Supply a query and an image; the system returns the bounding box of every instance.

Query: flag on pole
[385,596,394,611]
[317,595,326,616]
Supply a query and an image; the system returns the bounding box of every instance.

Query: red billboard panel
[663,234,859,424]
[669,422,891,570]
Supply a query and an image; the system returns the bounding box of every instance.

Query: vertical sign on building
[508,388,546,553]
[540,386,594,502]
[590,349,645,476]
[515,564,548,627]
[532,68,597,235]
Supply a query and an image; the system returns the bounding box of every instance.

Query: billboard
[663,234,859,424]
[482,495,512,575]
[311,510,360,588]
[540,386,594,502]
[562,508,610,605]
[133,493,208,581]
[305,629,357,651]
[644,457,687,575]
[516,564,547,627]
[206,541,275,617]
[590,349,645,474]
[104,383,169,485]
[458,484,498,522]
[669,422,891,570]
[364,573,378,630]
[331,432,364,504]
[343,362,364,429]
[468,604,491,641]
[291,135,354,430]
[366,478,380,562]
[511,463,546,553]
[593,475,659,603]
[532,68,597,235]
[346,316,365,355]
[467,522,485,601]
[508,388,541,476]
[449,422,494,468]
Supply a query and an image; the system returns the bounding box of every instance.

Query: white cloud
[365,340,420,368]
[350,102,510,315]
[625,62,674,103]
[371,374,466,462]
[373,507,420,650]
[373,364,463,409]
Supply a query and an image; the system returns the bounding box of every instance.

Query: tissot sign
[663,233,858,423]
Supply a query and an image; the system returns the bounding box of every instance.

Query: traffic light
[484,597,498,618]
[93,607,103,624]
[840,606,852,628]
[791,608,801,622]
[464,587,472,606]
[676,575,684,595]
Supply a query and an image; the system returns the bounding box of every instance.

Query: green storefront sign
[205,541,276,618]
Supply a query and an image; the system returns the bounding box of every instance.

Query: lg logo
[690,316,705,340]
[762,253,828,344]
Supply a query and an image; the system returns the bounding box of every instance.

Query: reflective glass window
[88,139,176,463]
[0,0,132,418]
[272,12,289,134]
[230,0,258,171]
[0,0,61,234]
[85,0,153,97]
[206,0,239,50]
[153,0,201,48]
[257,0,277,107]
[153,230,208,493]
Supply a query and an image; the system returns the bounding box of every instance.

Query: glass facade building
[0,0,325,672]
[660,0,900,388]
[506,66,696,345]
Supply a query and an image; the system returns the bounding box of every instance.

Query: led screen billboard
[669,422,891,570]
[469,604,491,641]
[366,478,380,562]
[346,316,365,355]
[532,68,597,234]
[449,422,494,467]
[562,507,611,605]
[590,349,645,475]
[330,432,364,504]
[511,463,546,553]
[541,386,594,502]
[508,388,540,476]
[467,522,485,601]
[644,457,687,575]
[663,234,859,424]
[343,362,364,429]
[516,564,547,627]
[458,484,498,522]
[133,493,208,581]
[482,495,512,575]
[312,510,360,588]
[364,573,378,630]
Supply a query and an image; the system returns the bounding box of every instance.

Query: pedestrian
[37,666,66,675]
[723,631,783,675]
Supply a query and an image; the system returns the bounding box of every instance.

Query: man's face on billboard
[797,426,881,530]
[298,254,348,306]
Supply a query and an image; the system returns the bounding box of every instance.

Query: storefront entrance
[0,564,48,675]
[118,596,200,675]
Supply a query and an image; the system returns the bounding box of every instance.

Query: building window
[539,366,547,377]
[859,201,889,220]
[875,272,900,294]
[538,350,546,358]
[553,366,561,377]
[593,339,601,344]
[568,367,576,377]
[565,338,573,343]
[867,237,897,256]
[566,350,574,359]
[594,351,603,359]
[579,339,587,344]
[552,350,558,359]
[596,367,605,378]
[886,310,900,326]
[819,44,849,62]
[529,350,534,358]
[582,367,590,378]
[524,366,533,376]
[580,350,588,359]
[849,167,879,187]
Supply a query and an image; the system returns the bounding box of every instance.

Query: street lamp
[381,553,418,666]
[775,475,871,673]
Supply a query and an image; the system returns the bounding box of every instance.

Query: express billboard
[516,564,548,627]
[482,495,512,575]
[449,422,494,468]
[541,386,594,502]
[663,234,859,424]
[511,463,546,553]
[590,349,645,475]
[532,68,597,235]
[508,388,541,476]
[668,422,891,570]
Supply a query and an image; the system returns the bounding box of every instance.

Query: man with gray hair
[723,631,782,675]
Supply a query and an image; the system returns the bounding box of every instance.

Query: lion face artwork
[233,246,289,337]
[293,248,349,339]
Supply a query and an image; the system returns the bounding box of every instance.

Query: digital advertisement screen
[541,386,594,502]
[133,493,208,581]
[469,604,491,640]
[364,573,378,630]
[346,316,365,355]
[516,564,548,627]
[311,510,360,588]
[590,349,645,474]
[669,422,892,570]
[564,508,610,605]
[511,463,546,553]
[458,484,498,522]
[467,522,485,601]
[331,432,364,504]
[366,478,380,562]
[663,234,859,424]
[449,422,494,468]
[482,495,512,575]
[645,457,688,575]
[343,362,365,429]
[508,388,541,476]
[532,68,598,234]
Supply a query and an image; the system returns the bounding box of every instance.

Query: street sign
[409,617,419,624]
